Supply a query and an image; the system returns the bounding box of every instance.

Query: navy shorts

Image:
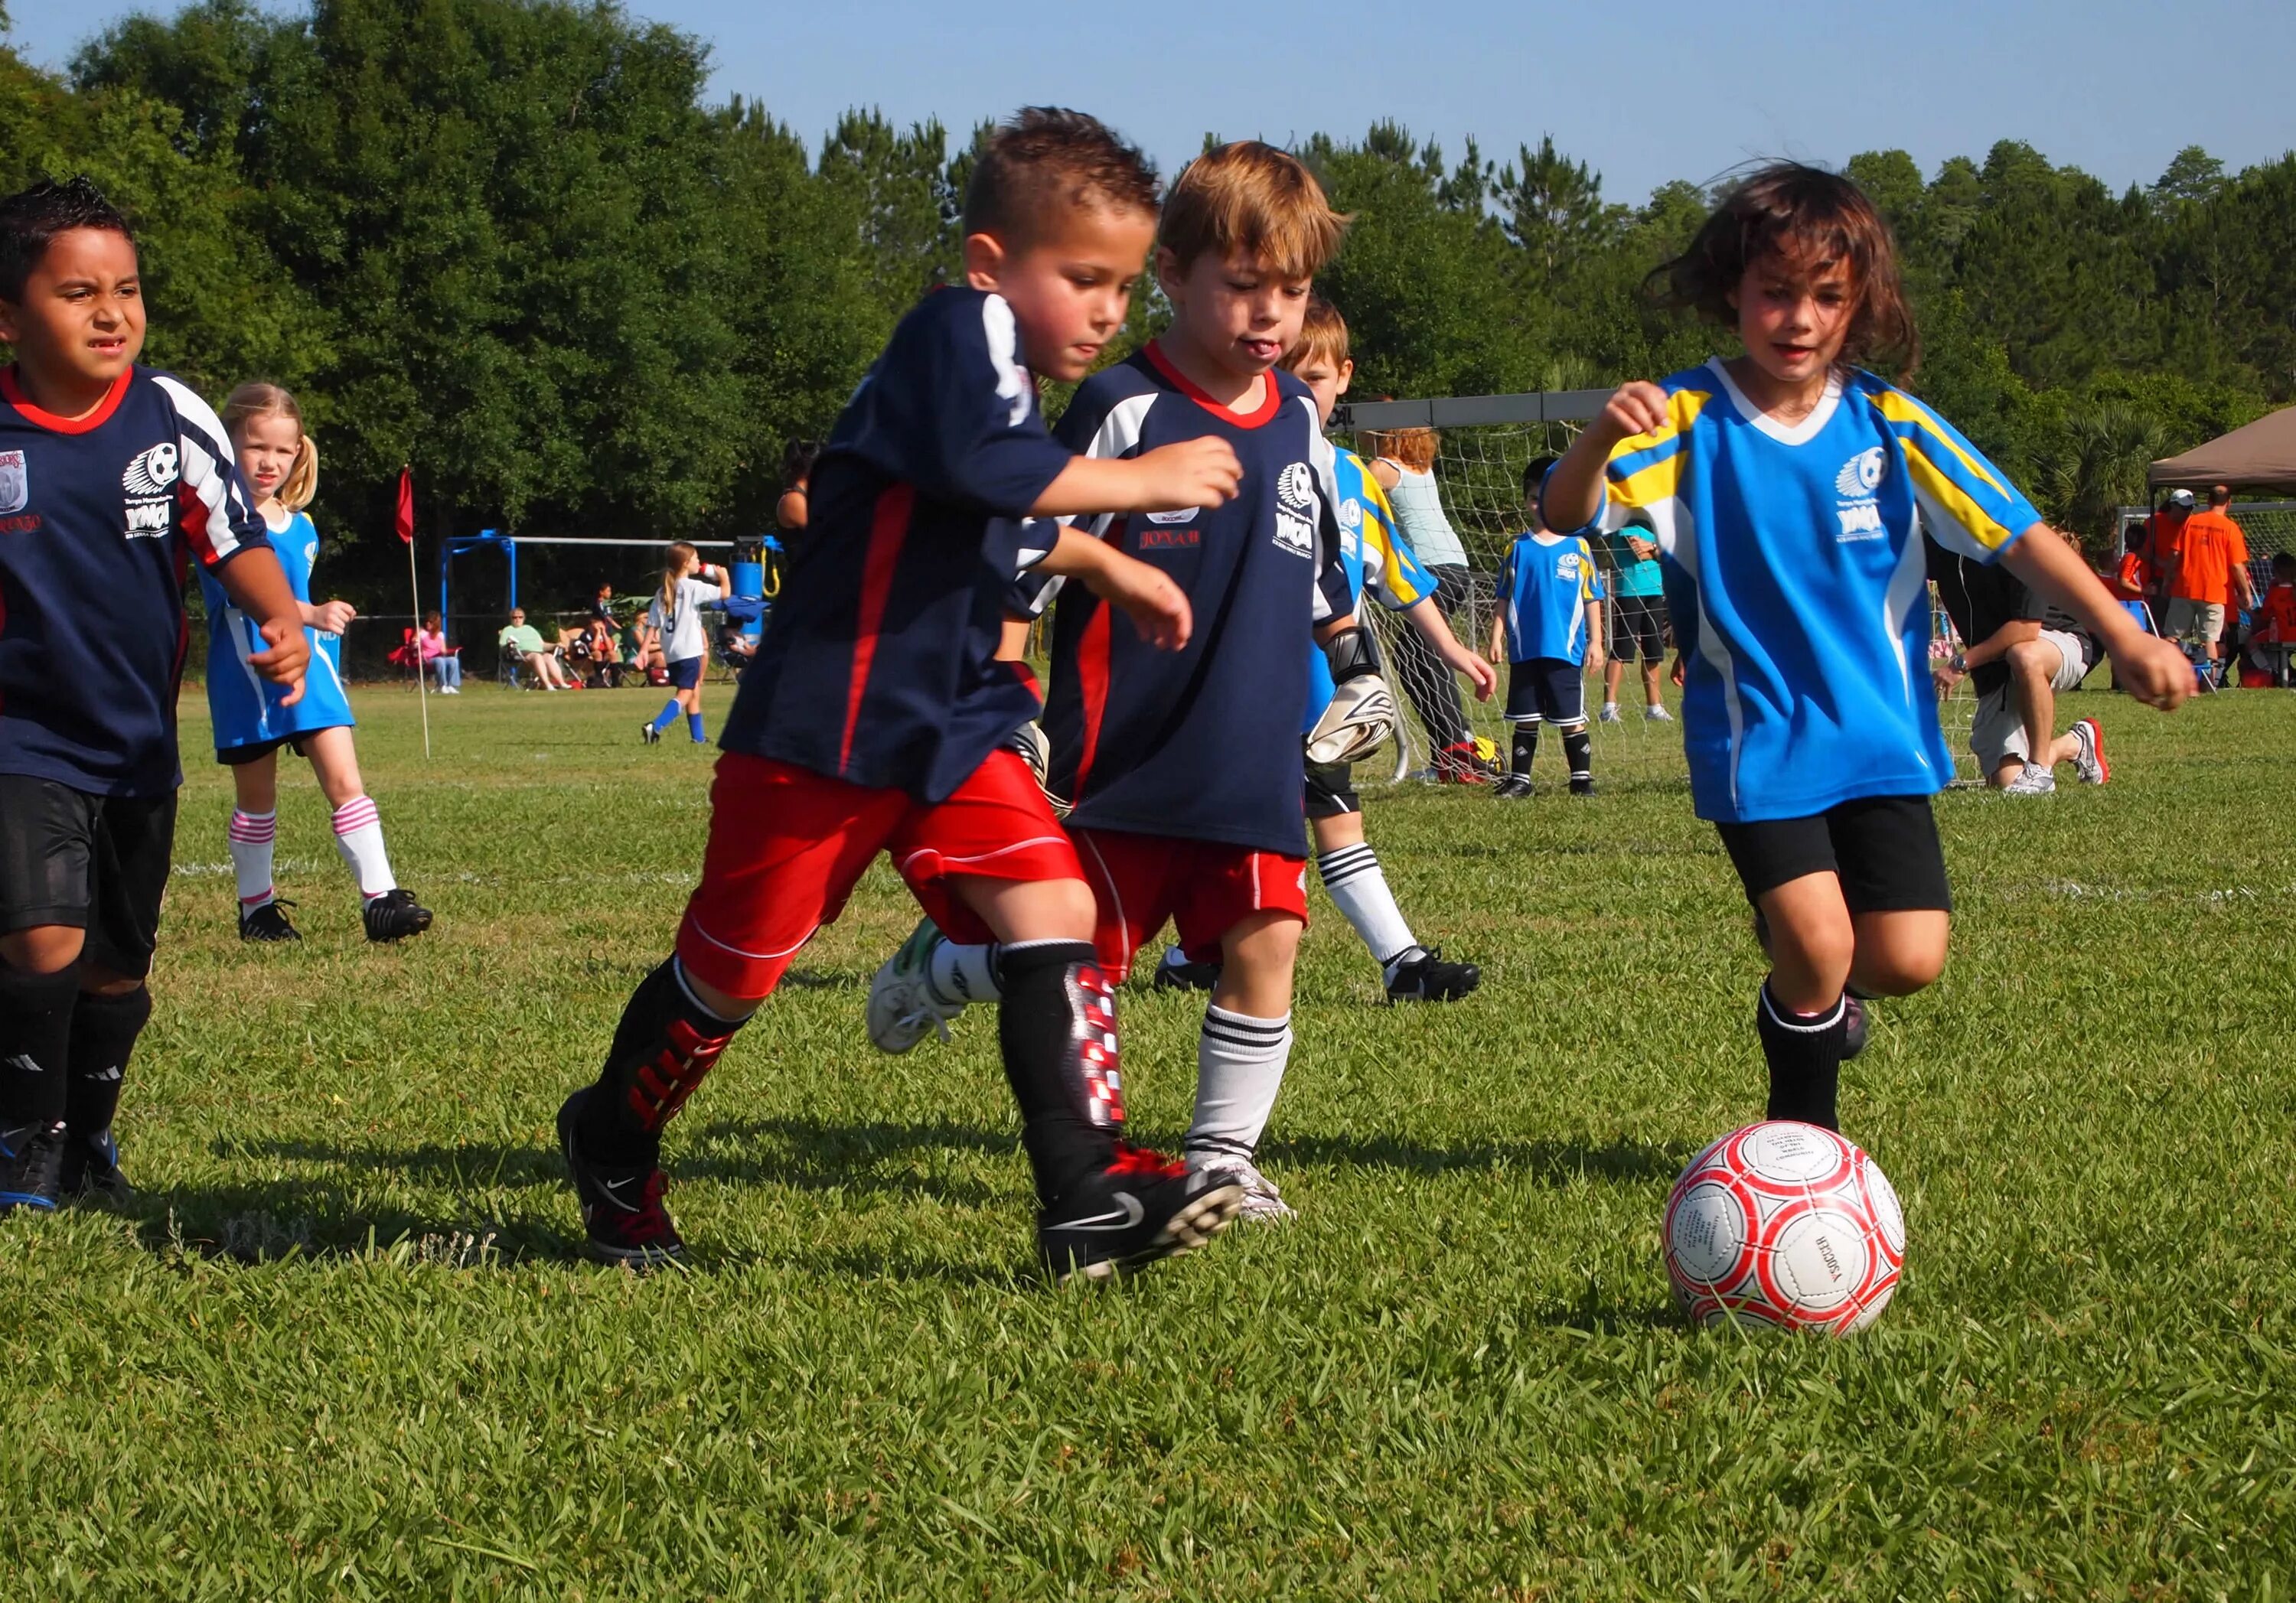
[0,774,177,978]
[1505,658,1587,727]
[667,656,704,691]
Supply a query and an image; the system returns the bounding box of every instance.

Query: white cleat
[1190,1152,1295,1223]
[866,918,965,1054]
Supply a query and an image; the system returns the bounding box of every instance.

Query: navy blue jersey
[0,365,268,796]
[719,288,1071,802]
[1029,345,1353,857]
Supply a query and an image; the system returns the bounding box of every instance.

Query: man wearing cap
[2142,489,2196,623]
[2164,484,2255,667]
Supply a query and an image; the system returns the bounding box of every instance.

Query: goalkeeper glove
[1306,627,1397,766]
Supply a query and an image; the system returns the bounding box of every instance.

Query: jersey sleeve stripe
[1868,390,2011,499]
[1065,393,1157,539]
[153,374,253,567]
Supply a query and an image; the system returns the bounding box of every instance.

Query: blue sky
[13,0,2294,206]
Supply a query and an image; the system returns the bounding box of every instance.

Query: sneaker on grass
[557,1087,684,1269]
[866,918,966,1054]
[2001,763,2056,795]
[2071,718,2109,785]
[1039,1144,1243,1284]
[0,1121,67,1216]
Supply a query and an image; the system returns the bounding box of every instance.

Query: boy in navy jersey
[0,178,308,1211]
[1543,165,2190,1133]
[558,109,1254,1282]
[868,143,1362,1221]
[1489,455,1606,798]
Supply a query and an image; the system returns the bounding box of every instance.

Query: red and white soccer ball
[1662,1121,1904,1334]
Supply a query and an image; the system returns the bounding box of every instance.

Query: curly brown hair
[1653,161,1919,378]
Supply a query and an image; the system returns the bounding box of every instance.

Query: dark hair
[1521,454,1560,500]
[781,438,820,490]
[962,107,1159,249]
[1653,161,1917,378]
[2210,483,2232,507]
[2274,551,2294,574]
[0,177,135,302]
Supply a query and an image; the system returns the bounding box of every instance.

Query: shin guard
[580,958,745,1165]
[995,940,1123,1205]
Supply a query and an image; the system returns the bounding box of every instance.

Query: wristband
[1322,626,1378,683]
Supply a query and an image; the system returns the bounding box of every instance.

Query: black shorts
[667,656,704,691]
[217,736,308,767]
[1609,595,1667,662]
[0,774,178,978]
[1714,794,1952,914]
[1304,760,1359,820]
[1505,658,1587,727]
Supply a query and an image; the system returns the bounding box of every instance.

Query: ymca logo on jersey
[0,449,25,516]
[1273,461,1317,559]
[121,441,181,539]
[1554,549,1584,583]
[1832,447,1887,542]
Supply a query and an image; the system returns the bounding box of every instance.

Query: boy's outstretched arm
[1031,438,1242,519]
[2001,524,2190,710]
[1036,526,1191,650]
[216,550,311,705]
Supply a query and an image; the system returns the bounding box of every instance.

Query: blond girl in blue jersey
[1544,163,2189,1135]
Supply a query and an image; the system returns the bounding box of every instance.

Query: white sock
[928,938,1003,1007]
[228,809,276,910]
[1602,700,1619,715]
[1315,843,1422,970]
[331,796,396,900]
[1187,1005,1293,1162]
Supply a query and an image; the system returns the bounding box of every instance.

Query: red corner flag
[395,467,415,545]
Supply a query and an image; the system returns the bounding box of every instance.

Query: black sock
[994,939,1123,1207]
[1756,981,1848,1131]
[577,957,746,1167]
[1562,728,1593,781]
[65,986,150,1142]
[0,963,79,1132]
[1511,725,1538,775]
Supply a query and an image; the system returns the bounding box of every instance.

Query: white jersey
[646,574,719,663]
[1380,461,1469,569]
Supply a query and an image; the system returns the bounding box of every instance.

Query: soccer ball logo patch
[0,450,25,516]
[123,441,181,497]
[1273,461,1317,559]
[1834,448,1885,498]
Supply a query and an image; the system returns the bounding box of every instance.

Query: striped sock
[1186,1005,1294,1162]
[227,809,277,911]
[331,796,396,901]
[1316,843,1421,970]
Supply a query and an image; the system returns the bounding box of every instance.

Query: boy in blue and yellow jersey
[559,109,1259,1284]
[1490,455,1606,798]
[1544,163,2189,1136]
[0,178,308,1212]
[1152,297,1494,1002]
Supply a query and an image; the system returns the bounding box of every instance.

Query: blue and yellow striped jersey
[1303,447,1437,734]
[1546,359,2040,823]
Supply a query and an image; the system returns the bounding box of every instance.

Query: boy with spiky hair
[0,177,308,1211]
[868,142,1364,1221]
[557,109,1257,1283]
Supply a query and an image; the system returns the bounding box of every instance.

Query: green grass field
[7,677,2294,1599]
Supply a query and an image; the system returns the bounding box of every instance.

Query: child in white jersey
[1542,162,2190,1134]
[638,541,731,745]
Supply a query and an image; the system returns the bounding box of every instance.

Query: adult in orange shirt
[2164,484,2256,663]
[2140,489,2193,608]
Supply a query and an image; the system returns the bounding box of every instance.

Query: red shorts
[676,751,1083,1000]
[1071,826,1309,982]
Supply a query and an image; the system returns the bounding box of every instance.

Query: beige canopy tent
[2148,405,2296,494]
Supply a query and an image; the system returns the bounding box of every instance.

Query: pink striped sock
[331,796,396,900]
[227,809,276,909]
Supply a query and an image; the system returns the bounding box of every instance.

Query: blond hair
[1159,142,1349,281]
[658,540,700,617]
[1362,425,1438,474]
[220,382,318,510]
[1286,296,1351,373]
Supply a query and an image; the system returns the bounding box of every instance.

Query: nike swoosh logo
[1045,1193,1146,1233]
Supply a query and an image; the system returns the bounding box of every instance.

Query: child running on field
[0,178,309,1210]
[866,142,1363,1223]
[557,109,1251,1281]
[1490,456,1606,799]
[1541,162,2190,1135]
[638,541,731,745]
[204,383,432,944]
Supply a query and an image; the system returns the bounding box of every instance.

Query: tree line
[4,0,2291,601]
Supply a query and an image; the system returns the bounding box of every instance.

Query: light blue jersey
[1549,359,2038,823]
[1303,447,1437,734]
[1604,526,1665,598]
[201,507,355,752]
[1496,531,1603,664]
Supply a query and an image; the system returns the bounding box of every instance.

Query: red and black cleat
[558,1087,686,1269]
[1037,1142,1244,1285]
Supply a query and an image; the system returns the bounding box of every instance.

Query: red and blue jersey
[1029,345,1354,858]
[0,364,267,797]
[718,288,1071,803]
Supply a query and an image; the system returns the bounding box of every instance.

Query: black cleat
[1492,774,1534,800]
[58,1128,132,1204]
[558,1087,685,1269]
[363,888,433,943]
[1385,946,1482,1003]
[1841,995,1870,1062]
[1039,1143,1243,1285]
[1569,777,1597,797]
[239,898,302,942]
[0,1121,67,1217]
[1151,949,1221,994]
[640,720,661,745]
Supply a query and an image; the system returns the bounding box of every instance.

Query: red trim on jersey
[840,481,915,775]
[0,366,132,435]
[175,479,218,564]
[1143,340,1283,428]
[1071,600,1113,801]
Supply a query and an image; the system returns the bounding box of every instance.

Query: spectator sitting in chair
[1929,537,2108,795]
[419,610,461,694]
[499,608,575,691]
[2238,552,2296,687]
